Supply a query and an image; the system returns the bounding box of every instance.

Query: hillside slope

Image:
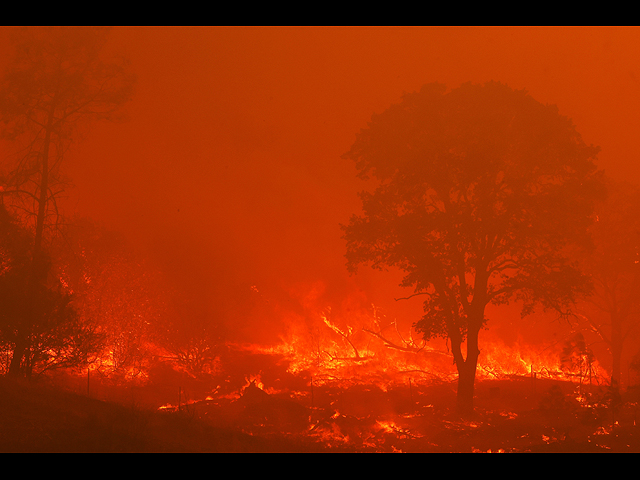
[0,376,322,452]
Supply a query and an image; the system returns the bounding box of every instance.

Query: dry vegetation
[2,356,639,452]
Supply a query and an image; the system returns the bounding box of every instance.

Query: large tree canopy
[342,82,604,413]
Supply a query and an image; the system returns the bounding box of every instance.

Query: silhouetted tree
[572,180,640,388]
[342,82,604,414]
[156,319,222,376]
[0,27,134,375]
[560,332,595,386]
[0,207,102,377]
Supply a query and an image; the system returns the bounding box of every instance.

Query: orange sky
[3,27,640,342]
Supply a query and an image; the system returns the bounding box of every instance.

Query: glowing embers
[242,374,265,392]
[472,447,507,453]
[307,415,351,447]
[375,419,423,439]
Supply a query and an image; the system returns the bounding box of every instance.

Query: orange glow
[2,27,640,452]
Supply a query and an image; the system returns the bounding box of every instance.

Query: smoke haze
[3,27,639,345]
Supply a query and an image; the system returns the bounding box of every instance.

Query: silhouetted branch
[394,292,431,301]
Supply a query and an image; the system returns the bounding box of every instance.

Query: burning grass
[1,307,635,452]
[137,338,637,452]
[1,351,638,452]
[158,371,640,452]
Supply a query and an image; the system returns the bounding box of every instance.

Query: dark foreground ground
[1,374,639,452]
[0,376,328,452]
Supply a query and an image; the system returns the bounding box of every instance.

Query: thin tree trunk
[611,314,623,389]
[8,106,55,377]
[8,337,26,376]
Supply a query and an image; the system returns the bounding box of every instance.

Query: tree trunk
[611,314,623,389]
[32,106,55,276]
[8,106,55,377]
[8,337,26,376]
[456,325,481,416]
[456,360,477,415]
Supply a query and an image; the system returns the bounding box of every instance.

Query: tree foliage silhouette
[342,82,604,414]
[0,27,135,375]
[0,207,102,377]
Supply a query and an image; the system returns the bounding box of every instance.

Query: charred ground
[2,347,638,453]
